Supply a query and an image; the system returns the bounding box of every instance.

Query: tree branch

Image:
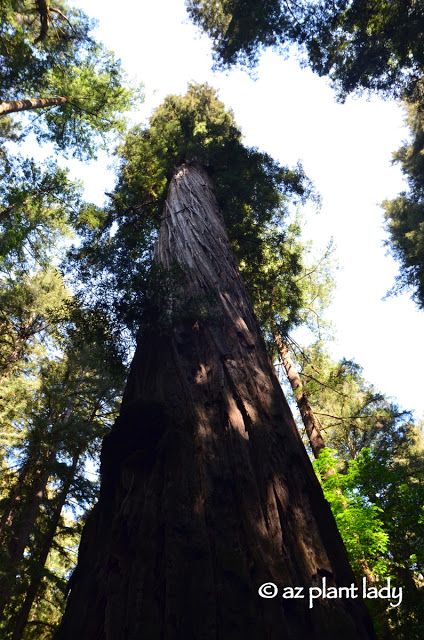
[50,7,76,34]
[0,96,68,116]
[34,0,49,43]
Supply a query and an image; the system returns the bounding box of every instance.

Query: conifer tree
[383,101,424,308]
[186,0,424,100]
[55,86,376,640]
[0,0,139,158]
[0,304,126,637]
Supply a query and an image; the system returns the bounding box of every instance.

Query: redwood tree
[55,157,375,638]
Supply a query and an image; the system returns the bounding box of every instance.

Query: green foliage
[296,344,408,461]
[299,0,424,100]
[0,0,92,98]
[299,342,424,637]
[314,448,390,579]
[314,430,424,639]
[0,156,89,270]
[186,0,424,99]
[253,226,335,348]
[347,434,424,639]
[113,83,313,221]
[0,3,139,635]
[186,0,302,69]
[68,83,317,337]
[0,301,126,639]
[383,102,424,308]
[0,0,140,157]
[0,268,70,474]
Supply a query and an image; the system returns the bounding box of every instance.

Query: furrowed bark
[272,328,326,460]
[55,163,375,639]
[0,97,67,116]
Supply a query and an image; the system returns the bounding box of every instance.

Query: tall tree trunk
[55,163,375,640]
[0,378,82,619]
[10,452,80,640]
[0,97,67,116]
[0,456,33,541]
[0,448,57,619]
[272,328,326,460]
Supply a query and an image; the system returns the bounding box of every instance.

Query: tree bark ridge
[55,163,375,640]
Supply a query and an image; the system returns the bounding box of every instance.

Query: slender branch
[314,411,378,421]
[300,372,350,398]
[295,255,328,283]
[50,7,75,32]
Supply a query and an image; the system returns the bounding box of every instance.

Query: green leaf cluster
[314,448,390,580]
[299,343,424,637]
[186,0,303,69]
[68,83,317,338]
[0,156,86,270]
[299,0,424,100]
[0,0,141,157]
[383,102,424,308]
[186,1,424,100]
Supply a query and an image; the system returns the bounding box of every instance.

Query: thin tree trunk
[34,0,49,43]
[10,452,80,640]
[0,449,57,619]
[0,97,67,116]
[272,328,326,460]
[0,456,33,541]
[0,376,83,619]
[55,163,375,640]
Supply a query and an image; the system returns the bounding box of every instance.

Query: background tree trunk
[0,449,57,619]
[55,163,376,639]
[0,97,67,116]
[0,381,82,619]
[272,328,326,460]
[10,452,80,640]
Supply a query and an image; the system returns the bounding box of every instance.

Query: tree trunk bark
[55,163,375,640]
[0,97,67,116]
[272,329,326,460]
[10,452,80,640]
[0,449,57,619]
[0,377,82,619]
[0,456,33,542]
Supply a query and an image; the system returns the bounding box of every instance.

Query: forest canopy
[0,1,423,638]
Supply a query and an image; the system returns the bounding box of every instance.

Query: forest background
[1,0,424,639]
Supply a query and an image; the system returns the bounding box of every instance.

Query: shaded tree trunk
[10,452,80,640]
[0,379,82,619]
[0,456,33,542]
[0,448,57,619]
[55,163,376,639]
[0,97,67,116]
[272,329,326,460]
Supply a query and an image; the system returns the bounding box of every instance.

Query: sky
[67,0,424,419]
